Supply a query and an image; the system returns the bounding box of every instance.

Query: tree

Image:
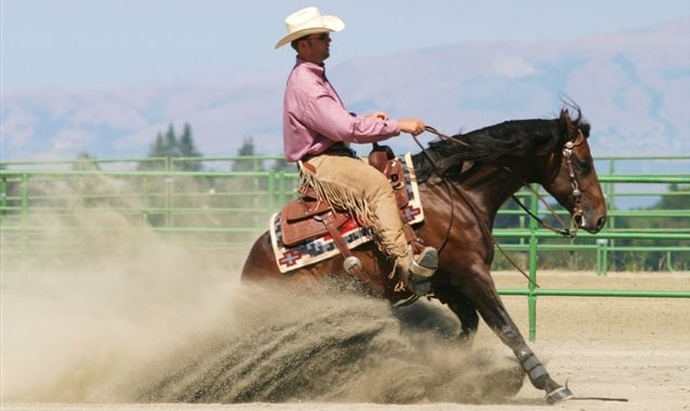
[178,123,203,171]
[72,152,101,171]
[150,133,167,157]
[232,136,260,172]
[179,124,201,157]
[164,124,179,158]
[138,122,203,171]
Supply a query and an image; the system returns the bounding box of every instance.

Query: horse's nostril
[597,216,607,229]
[586,215,607,234]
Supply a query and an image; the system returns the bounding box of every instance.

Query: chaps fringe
[298,161,387,254]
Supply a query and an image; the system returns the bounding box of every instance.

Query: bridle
[416,125,588,287]
[509,128,586,239]
[420,126,586,237]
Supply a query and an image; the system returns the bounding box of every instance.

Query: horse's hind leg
[436,292,479,343]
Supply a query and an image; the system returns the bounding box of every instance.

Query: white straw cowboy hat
[275,7,345,49]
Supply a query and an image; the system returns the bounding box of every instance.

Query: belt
[302,142,357,162]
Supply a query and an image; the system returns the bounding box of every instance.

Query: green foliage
[491,184,690,272]
[610,184,690,270]
[232,136,260,172]
[138,122,203,171]
[72,152,101,171]
[135,123,204,226]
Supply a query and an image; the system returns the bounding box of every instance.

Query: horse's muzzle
[577,213,606,234]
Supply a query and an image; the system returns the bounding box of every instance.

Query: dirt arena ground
[4,268,688,411]
[5,162,688,411]
[2,209,688,411]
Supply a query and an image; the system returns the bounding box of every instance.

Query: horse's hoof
[545,385,573,404]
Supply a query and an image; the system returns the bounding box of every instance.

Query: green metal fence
[1,154,688,340]
[1,154,688,271]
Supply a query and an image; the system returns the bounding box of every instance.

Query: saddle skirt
[269,152,425,273]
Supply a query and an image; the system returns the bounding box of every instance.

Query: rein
[416,127,539,287]
[506,129,587,239]
[415,126,587,287]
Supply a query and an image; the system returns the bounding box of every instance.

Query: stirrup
[408,246,438,295]
[410,246,438,277]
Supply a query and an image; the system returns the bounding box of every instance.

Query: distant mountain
[3,18,688,163]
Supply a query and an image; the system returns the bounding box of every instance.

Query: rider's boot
[397,246,438,295]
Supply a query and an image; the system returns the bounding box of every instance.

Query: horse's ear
[560,108,573,132]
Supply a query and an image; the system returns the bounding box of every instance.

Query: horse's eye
[577,157,592,173]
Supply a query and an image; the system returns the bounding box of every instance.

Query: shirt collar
[295,56,326,77]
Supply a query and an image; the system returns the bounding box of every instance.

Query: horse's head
[414,106,607,235]
[539,108,607,234]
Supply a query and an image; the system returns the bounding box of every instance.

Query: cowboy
[275,7,438,295]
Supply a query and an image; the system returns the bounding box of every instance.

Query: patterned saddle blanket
[269,153,424,273]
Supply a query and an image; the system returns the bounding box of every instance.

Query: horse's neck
[462,165,526,217]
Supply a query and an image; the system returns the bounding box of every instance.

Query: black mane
[413,108,590,183]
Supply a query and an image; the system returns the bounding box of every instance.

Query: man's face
[298,32,332,63]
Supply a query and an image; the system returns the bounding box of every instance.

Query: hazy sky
[3,0,689,89]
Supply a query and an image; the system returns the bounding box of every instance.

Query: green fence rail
[2,154,689,341]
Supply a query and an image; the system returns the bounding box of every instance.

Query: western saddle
[278,144,421,282]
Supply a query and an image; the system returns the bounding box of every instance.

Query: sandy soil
[3,269,688,411]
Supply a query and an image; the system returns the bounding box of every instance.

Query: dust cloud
[1,175,524,405]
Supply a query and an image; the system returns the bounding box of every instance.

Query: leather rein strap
[417,126,540,287]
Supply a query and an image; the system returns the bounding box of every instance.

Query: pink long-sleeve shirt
[282,57,401,162]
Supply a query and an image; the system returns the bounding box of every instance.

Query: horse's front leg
[460,269,573,404]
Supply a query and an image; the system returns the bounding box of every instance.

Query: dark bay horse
[241,107,607,403]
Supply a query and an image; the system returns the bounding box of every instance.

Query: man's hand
[366,111,389,121]
[398,119,426,136]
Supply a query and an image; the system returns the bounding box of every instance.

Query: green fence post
[165,156,172,228]
[276,171,287,212]
[141,177,149,223]
[606,158,616,273]
[527,185,539,342]
[165,176,173,228]
[0,177,6,213]
[20,173,30,266]
[666,251,674,272]
[268,170,277,214]
[596,238,609,276]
